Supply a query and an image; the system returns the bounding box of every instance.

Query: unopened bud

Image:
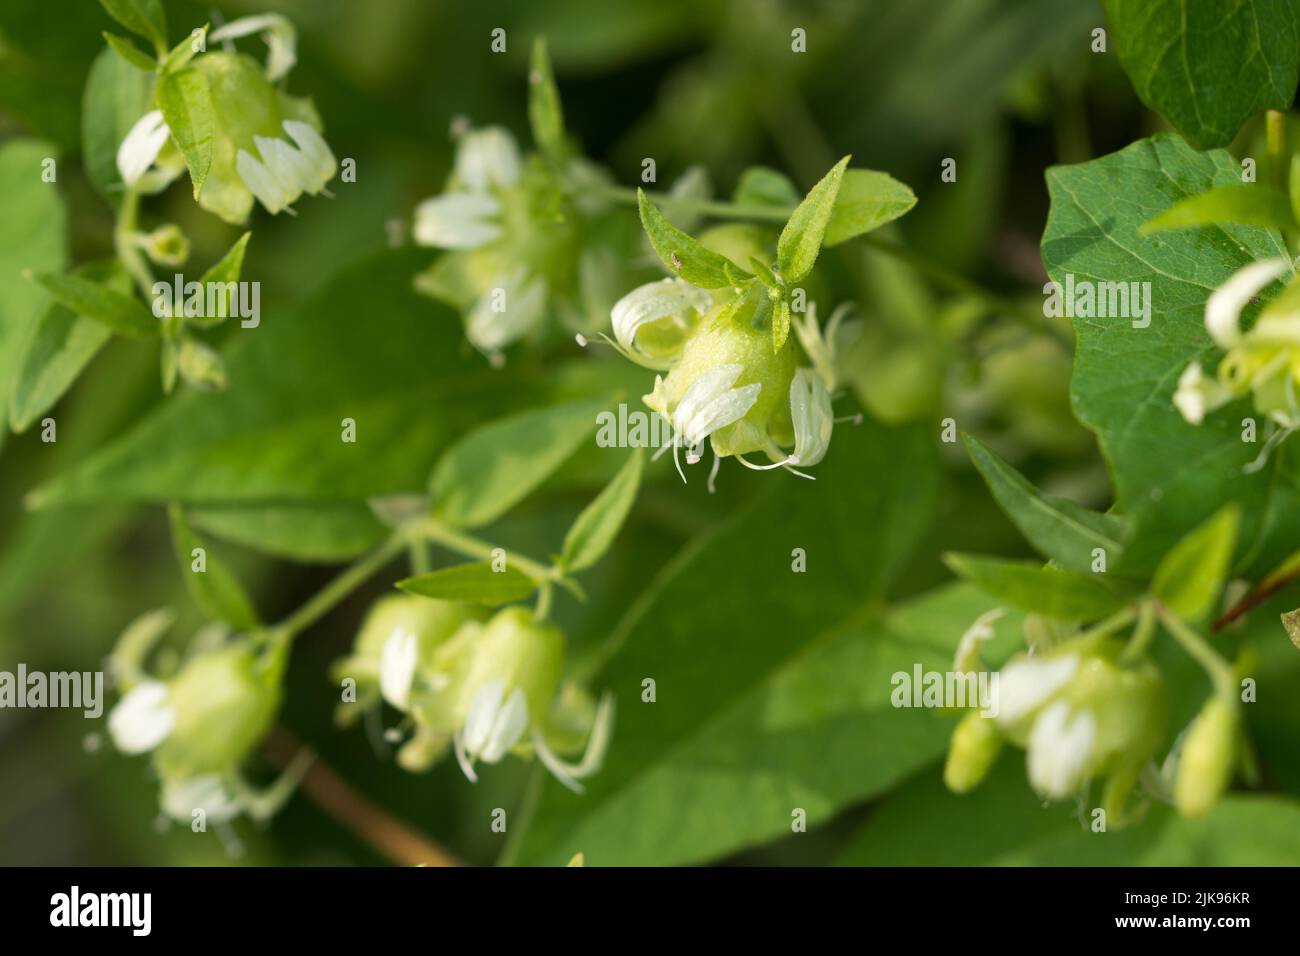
[944,711,1002,793]
[177,338,228,391]
[142,224,191,267]
[1174,696,1239,819]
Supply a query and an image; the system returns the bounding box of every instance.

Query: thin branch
[263,726,464,867]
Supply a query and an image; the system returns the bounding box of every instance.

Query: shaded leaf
[528,37,565,161]
[1140,184,1296,234]
[82,45,155,203]
[1101,0,1300,149]
[99,0,167,56]
[944,553,1127,620]
[167,503,258,629]
[1152,504,1240,622]
[430,396,609,529]
[638,189,745,288]
[33,271,158,337]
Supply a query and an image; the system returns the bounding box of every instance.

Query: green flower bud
[447,606,565,728]
[176,337,228,392]
[1174,696,1239,819]
[944,711,1002,793]
[153,644,280,779]
[140,224,191,267]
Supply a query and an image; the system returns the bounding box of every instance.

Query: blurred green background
[3,0,1289,867]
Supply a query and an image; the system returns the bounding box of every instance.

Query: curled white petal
[1205,258,1290,349]
[117,110,171,187]
[236,149,290,213]
[455,126,522,192]
[466,268,548,355]
[379,628,418,710]
[210,13,297,81]
[1026,701,1096,799]
[108,680,175,754]
[462,678,505,757]
[412,192,502,249]
[479,688,529,762]
[952,607,1005,674]
[789,368,833,467]
[671,363,761,453]
[282,120,337,190]
[610,278,711,370]
[993,654,1078,727]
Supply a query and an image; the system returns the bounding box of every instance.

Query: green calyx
[154,643,280,779]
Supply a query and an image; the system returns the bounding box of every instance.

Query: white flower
[1204,257,1290,348]
[412,192,504,249]
[108,680,175,754]
[379,628,418,711]
[452,678,615,795]
[210,14,297,81]
[668,363,761,468]
[235,120,337,215]
[789,368,833,467]
[609,278,711,370]
[161,774,242,824]
[1026,700,1096,798]
[993,654,1078,727]
[454,127,521,192]
[453,679,529,780]
[465,267,548,360]
[116,110,171,187]
[1173,362,1234,426]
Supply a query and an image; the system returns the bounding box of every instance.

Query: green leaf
[776,155,849,283]
[155,67,214,200]
[1042,134,1299,575]
[1101,0,1300,150]
[1139,183,1297,234]
[101,33,157,71]
[397,562,536,605]
[638,189,745,288]
[187,232,251,327]
[771,296,791,351]
[9,262,125,434]
[159,25,206,75]
[82,45,155,203]
[510,420,949,866]
[823,168,918,246]
[963,433,1127,572]
[838,761,1300,865]
[527,37,565,161]
[1152,504,1240,622]
[185,502,386,563]
[32,271,158,337]
[943,553,1127,620]
[0,139,67,448]
[430,397,609,529]
[560,449,643,573]
[167,503,259,630]
[98,0,168,56]
[732,166,800,208]
[26,250,584,508]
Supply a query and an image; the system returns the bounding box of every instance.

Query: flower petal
[1026,701,1095,799]
[412,192,502,249]
[108,680,175,753]
[116,110,171,187]
[1206,258,1290,349]
[378,628,418,710]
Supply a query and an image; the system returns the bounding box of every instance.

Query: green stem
[1157,605,1236,695]
[416,518,559,583]
[269,532,407,643]
[113,186,157,302]
[1120,600,1156,662]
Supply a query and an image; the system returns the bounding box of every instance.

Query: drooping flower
[334,599,613,792]
[1174,258,1300,438]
